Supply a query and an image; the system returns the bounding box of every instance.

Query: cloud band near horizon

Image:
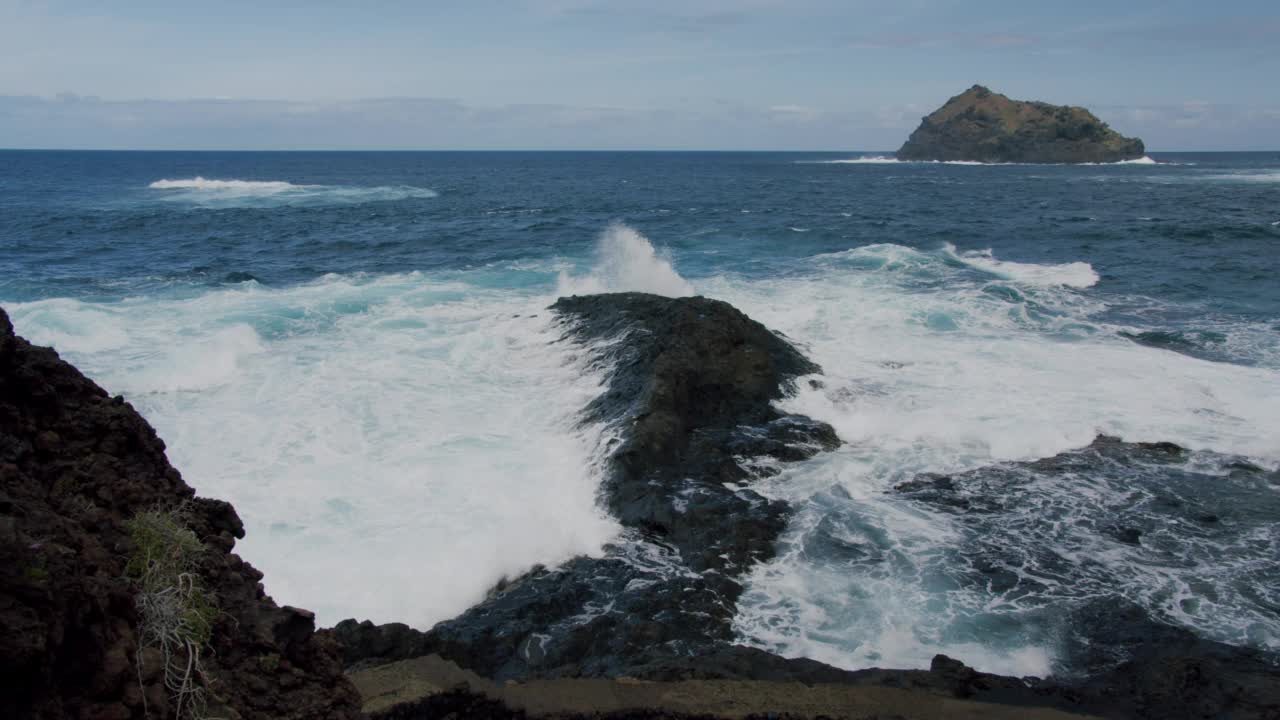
[2,93,1276,151]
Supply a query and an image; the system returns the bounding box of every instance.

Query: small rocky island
[897,85,1145,164]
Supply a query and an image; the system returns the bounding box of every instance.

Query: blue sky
[2,0,1277,149]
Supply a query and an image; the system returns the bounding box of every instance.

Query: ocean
[2,149,1277,678]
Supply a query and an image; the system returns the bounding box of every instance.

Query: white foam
[811,156,901,164]
[7,276,622,627]
[9,298,131,354]
[556,223,694,297]
[150,177,300,191]
[702,244,1280,674]
[148,177,438,206]
[1115,156,1157,165]
[944,243,1101,288]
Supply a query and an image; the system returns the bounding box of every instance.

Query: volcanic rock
[0,307,361,719]
[336,293,841,680]
[897,85,1145,164]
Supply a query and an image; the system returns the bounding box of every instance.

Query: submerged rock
[897,85,1145,164]
[0,307,361,719]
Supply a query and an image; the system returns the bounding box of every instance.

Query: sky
[1,0,1278,150]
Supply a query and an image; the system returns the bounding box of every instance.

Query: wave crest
[148,177,438,206]
[945,244,1100,288]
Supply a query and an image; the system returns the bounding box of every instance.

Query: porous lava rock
[0,307,361,719]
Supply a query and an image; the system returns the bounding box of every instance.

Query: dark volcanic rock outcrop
[0,307,361,719]
[897,85,1145,163]
[337,293,841,680]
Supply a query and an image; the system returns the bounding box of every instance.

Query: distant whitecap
[148,176,438,206]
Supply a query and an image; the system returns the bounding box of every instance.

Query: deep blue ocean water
[2,150,1277,676]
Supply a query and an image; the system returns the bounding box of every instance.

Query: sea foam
[557,223,694,297]
[944,243,1101,288]
[701,242,1280,675]
[148,177,438,206]
[8,275,622,628]
[150,177,301,191]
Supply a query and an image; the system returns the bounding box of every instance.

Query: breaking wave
[557,223,694,297]
[148,177,438,206]
[944,244,1101,288]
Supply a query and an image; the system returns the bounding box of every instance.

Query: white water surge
[556,222,694,297]
[9,275,621,627]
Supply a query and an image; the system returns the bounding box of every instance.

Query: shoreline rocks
[0,307,361,719]
[897,85,1145,164]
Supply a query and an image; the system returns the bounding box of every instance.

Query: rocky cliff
[0,306,361,720]
[897,85,1145,163]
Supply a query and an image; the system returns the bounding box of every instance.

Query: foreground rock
[336,293,842,680]
[0,307,360,719]
[350,654,1099,720]
[897,85,1145,163]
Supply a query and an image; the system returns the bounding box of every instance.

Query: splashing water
[8,275,621,627]
[557,223,695,297]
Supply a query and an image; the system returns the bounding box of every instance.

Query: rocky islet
[897,85,1146,164]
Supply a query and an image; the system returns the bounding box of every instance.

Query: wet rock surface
[0,307,361,719]
[897,85,1145,163]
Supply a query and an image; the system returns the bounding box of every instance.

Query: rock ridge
[335,293,842,681]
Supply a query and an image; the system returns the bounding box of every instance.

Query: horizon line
[2,148,1277,154]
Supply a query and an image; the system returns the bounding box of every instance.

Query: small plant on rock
[125,506,217,719]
